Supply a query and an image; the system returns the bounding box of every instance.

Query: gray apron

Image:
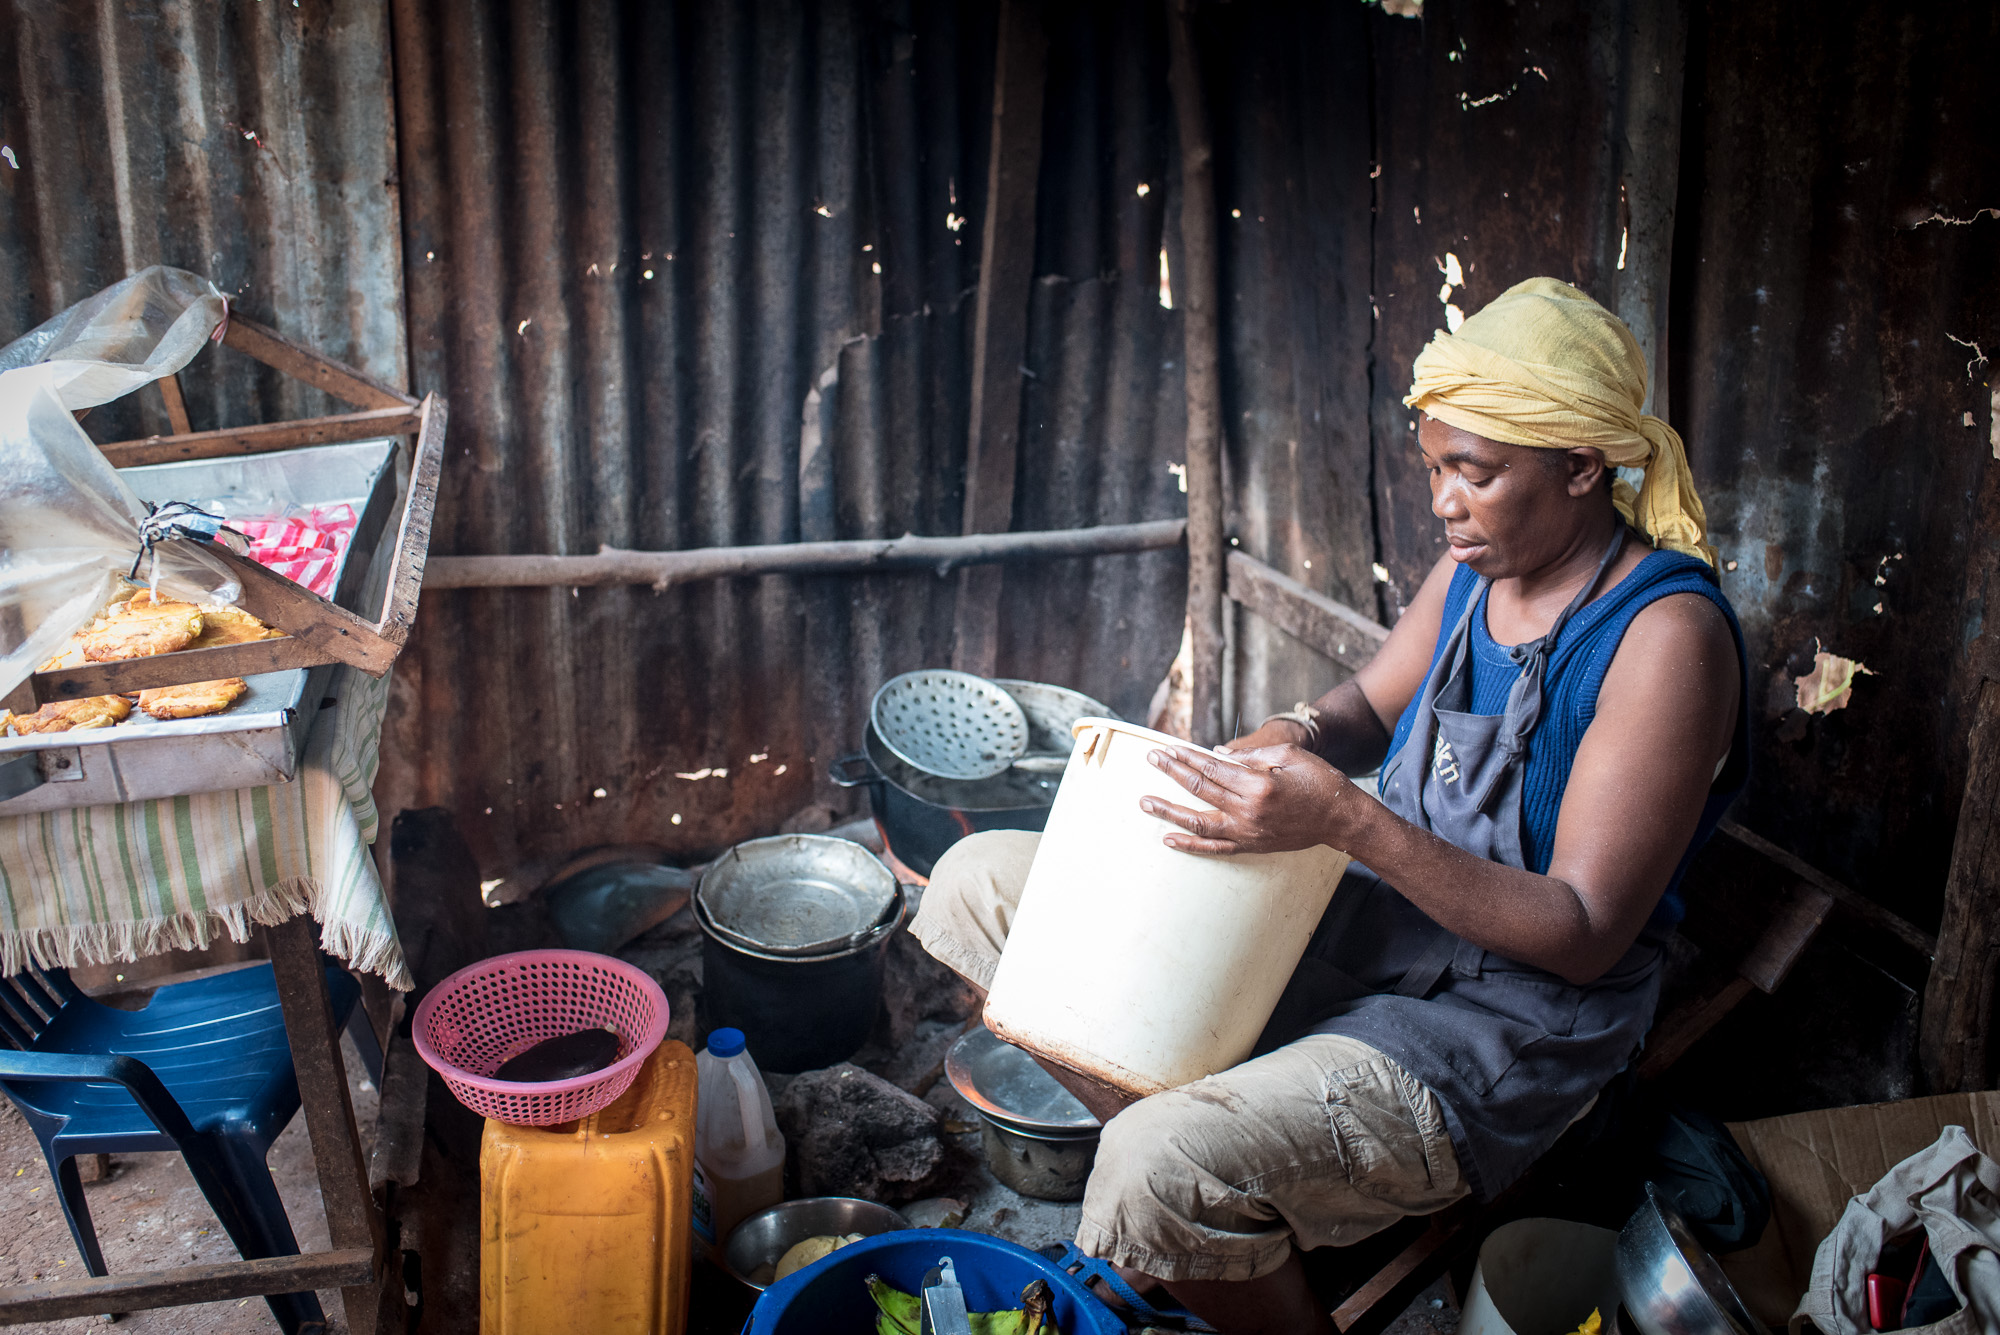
[1371,523,1629,994]
[1259,526,1670,1198]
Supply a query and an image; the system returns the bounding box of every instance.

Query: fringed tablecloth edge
[0,875,413,992]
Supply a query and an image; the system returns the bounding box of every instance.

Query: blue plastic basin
[744,1227,1123,1335]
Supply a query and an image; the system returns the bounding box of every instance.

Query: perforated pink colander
[411,949,669,1126]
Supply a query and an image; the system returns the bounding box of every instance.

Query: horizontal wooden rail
[1225,550,1389,674]
[0,1249,375,1325]
[1717,818,1934,958]
[99,404,424,468]
[34,637,318,700]
[424,518,1189,590]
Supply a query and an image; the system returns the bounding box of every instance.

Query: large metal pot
[829,680,1117,876]
[696,835,905,1073]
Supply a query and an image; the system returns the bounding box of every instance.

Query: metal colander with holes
[870,670,1031,780]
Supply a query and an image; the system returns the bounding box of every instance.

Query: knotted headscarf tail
[1404,277,1717,567]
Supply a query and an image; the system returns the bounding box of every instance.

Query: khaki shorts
[911,830,1470,1283]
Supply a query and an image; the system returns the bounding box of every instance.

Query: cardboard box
[1723,1092,2000,1326]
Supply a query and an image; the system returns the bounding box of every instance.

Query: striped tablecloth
[0,660,411,990]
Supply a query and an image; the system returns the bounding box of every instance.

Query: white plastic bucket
[982,717,1351,1097]
[1459,1218,1623,1335]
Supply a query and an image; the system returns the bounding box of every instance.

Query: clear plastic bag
[0,266,241,700]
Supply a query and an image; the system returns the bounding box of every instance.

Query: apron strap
[1466,524,1628,810]
[1393,931,1458,999]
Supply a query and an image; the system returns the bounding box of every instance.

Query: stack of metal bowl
[946,1025,1102,1202]
[695,834,905,1073]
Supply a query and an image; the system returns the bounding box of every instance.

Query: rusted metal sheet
[0,0,406,433]
[1672,0,2000,916]
[379,0,1193,877]
[7,0,1992,935]
[1194,0,1379,719]
[1367,0,1685,616]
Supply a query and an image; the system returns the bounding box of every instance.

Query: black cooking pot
[697,888,905,1074]
[829,679,1115,877]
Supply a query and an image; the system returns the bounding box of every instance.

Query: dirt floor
[0,1029,379,1334]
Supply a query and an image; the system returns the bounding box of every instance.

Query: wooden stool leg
[267,915,384,1335]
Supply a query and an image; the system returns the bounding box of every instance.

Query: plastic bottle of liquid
[692,1027,786,1251]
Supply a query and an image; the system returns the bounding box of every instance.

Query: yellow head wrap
[1403,277,1715,566]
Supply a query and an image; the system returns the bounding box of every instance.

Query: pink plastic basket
[411,949,670,1126]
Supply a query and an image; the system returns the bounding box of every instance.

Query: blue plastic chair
[0,961,381,1334]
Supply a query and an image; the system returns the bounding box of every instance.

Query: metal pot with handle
[829,680,1117,877]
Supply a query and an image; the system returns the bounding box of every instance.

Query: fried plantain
[189,604,284,650]
[135,678,248,720]
[9,696,132,734]
[79,597,203,662]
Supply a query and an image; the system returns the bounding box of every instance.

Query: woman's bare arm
[1148,592,1740,984]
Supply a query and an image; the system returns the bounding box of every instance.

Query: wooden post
[156,373,194,436]
[1166,0,1226,745]
[1922,675,2000,1092]
[265,915,383,1335]
[950,0,1048,677]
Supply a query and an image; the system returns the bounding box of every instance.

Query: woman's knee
[1088,1090,1232,1221]
[908,830,1041,988]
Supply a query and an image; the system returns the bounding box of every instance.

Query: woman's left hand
[1141,743,1369,855]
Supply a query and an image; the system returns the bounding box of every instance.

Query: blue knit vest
[1383,549,1750,921]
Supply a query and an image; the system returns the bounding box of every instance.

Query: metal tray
[0,438,400,813]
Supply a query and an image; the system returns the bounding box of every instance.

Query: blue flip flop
[1040,1241,1221,1333]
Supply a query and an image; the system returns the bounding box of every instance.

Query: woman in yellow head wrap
[1405,276,1716,567]
[906,277,1747,1335]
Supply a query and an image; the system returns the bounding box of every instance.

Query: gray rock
[878,923,982,1049]
[775,1062,952,1203]
[617,904,704,1050]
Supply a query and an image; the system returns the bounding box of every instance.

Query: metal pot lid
[946,1025,1100,1136]
[696,834,900,956]
[871,670,1030,780]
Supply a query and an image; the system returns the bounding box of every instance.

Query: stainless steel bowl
[721,1196,911,1291]
[945,1025,1100,1137]
[1616,1184,1764,1335]
[994,679,1118,757]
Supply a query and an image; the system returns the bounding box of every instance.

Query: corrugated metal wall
[0,0,405,428]
[2,0,1995,926]
[375,0,1192,876]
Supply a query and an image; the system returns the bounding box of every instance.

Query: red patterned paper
[227,503,359,599]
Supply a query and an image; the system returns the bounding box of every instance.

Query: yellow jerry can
[481,1040,698,1334]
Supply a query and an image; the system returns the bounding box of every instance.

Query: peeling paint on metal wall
[1672,0,2000,920]
[0,0,406,433]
